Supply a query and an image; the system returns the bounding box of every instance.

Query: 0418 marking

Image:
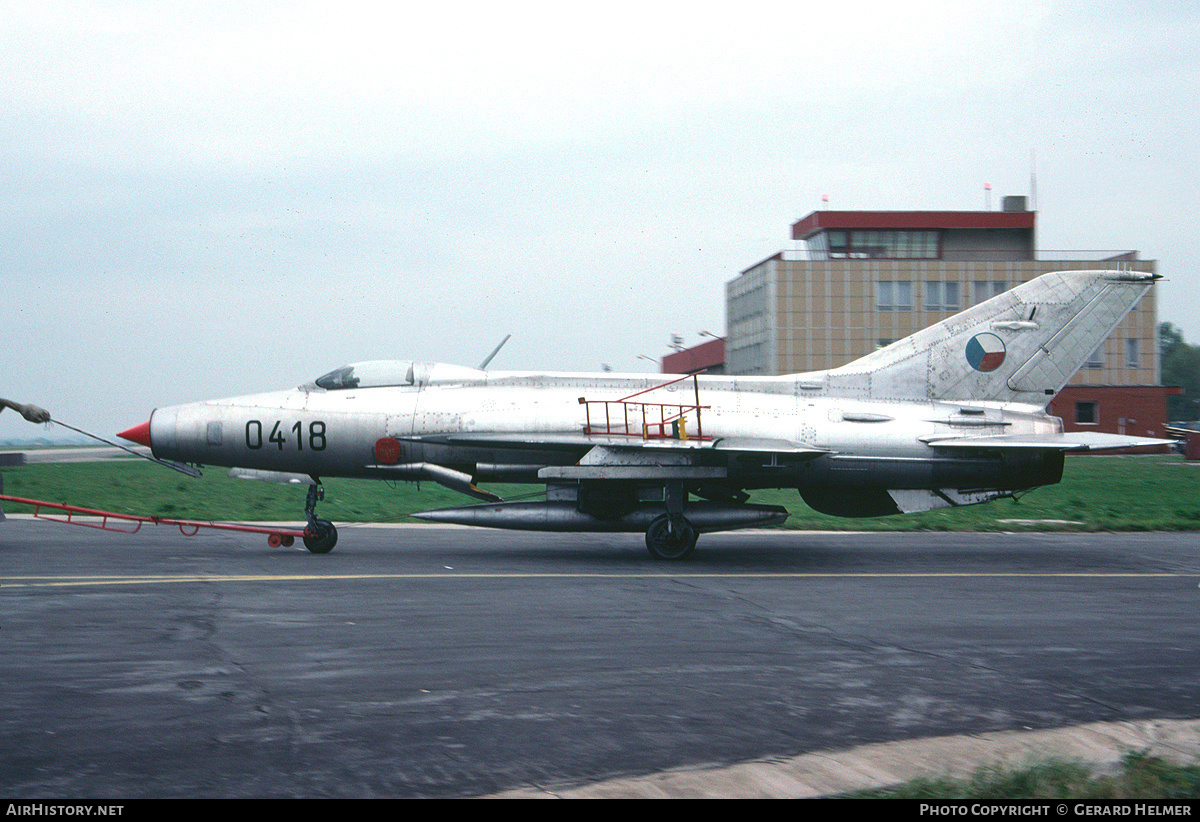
[245,420,327,451]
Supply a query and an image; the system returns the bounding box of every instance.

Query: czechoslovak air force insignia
[965,332,1006,372]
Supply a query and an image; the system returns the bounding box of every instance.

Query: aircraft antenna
[478,334,512,370]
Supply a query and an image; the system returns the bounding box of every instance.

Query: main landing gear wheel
[303,519,338,554]
[645,514,698,560]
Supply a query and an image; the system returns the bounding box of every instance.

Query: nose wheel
[303,519,338,554]
[302,482,338,554]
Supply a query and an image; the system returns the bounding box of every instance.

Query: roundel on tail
[966,333,1006,372]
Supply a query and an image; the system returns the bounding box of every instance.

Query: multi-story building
[712,199,1175,438]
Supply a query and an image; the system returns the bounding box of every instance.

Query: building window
[1076,401,1098,424]
[876,281,913,311]
[924,281,960,311]
[1085,345,1104,369]
[826,230,938,259]
[1126,338,1140,368]
[973,280,1007,305]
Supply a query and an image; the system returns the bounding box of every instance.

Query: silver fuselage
[147,365,1063,494]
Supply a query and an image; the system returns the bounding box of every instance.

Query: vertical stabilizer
[824,270,1156,403]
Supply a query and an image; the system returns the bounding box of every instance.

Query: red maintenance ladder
[579,372,712,442]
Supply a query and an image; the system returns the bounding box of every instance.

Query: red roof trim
[792,210,1035,239]
[662,338,725,374]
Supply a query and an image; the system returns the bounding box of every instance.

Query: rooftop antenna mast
[1030,148,1038,210]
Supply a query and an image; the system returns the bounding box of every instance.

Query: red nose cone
[117,420,152,447]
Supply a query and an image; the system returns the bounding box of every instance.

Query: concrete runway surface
[1,518,1198,798]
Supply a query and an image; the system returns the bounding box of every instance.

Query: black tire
[303,520,338,554]
[645,514,698,560]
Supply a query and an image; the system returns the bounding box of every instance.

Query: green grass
[755,454,1200,532]
[0,459,533,523]
[844,750,1200,799]
[2,453,1199,530]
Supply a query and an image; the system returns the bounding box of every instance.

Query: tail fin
[825,270,1157,404]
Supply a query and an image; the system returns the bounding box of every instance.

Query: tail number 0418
[246,420,327,451]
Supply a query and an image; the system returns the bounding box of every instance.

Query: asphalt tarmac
[2,518,1198,798]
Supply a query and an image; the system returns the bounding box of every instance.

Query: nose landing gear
[302,481,338,554]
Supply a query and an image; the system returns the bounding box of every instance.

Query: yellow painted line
[1,571,1195,588]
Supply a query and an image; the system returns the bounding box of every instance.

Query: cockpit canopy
[314,360,415,390]
[312,360,487,390]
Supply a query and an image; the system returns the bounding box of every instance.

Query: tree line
[1160,322,1200,421]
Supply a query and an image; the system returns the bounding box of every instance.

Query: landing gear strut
[302,481,338,554]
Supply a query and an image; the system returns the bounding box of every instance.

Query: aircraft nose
[117,420,153,448]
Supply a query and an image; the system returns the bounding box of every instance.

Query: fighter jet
[119,269,1169,559]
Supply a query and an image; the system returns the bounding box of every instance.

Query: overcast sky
[3,0,1198,441]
